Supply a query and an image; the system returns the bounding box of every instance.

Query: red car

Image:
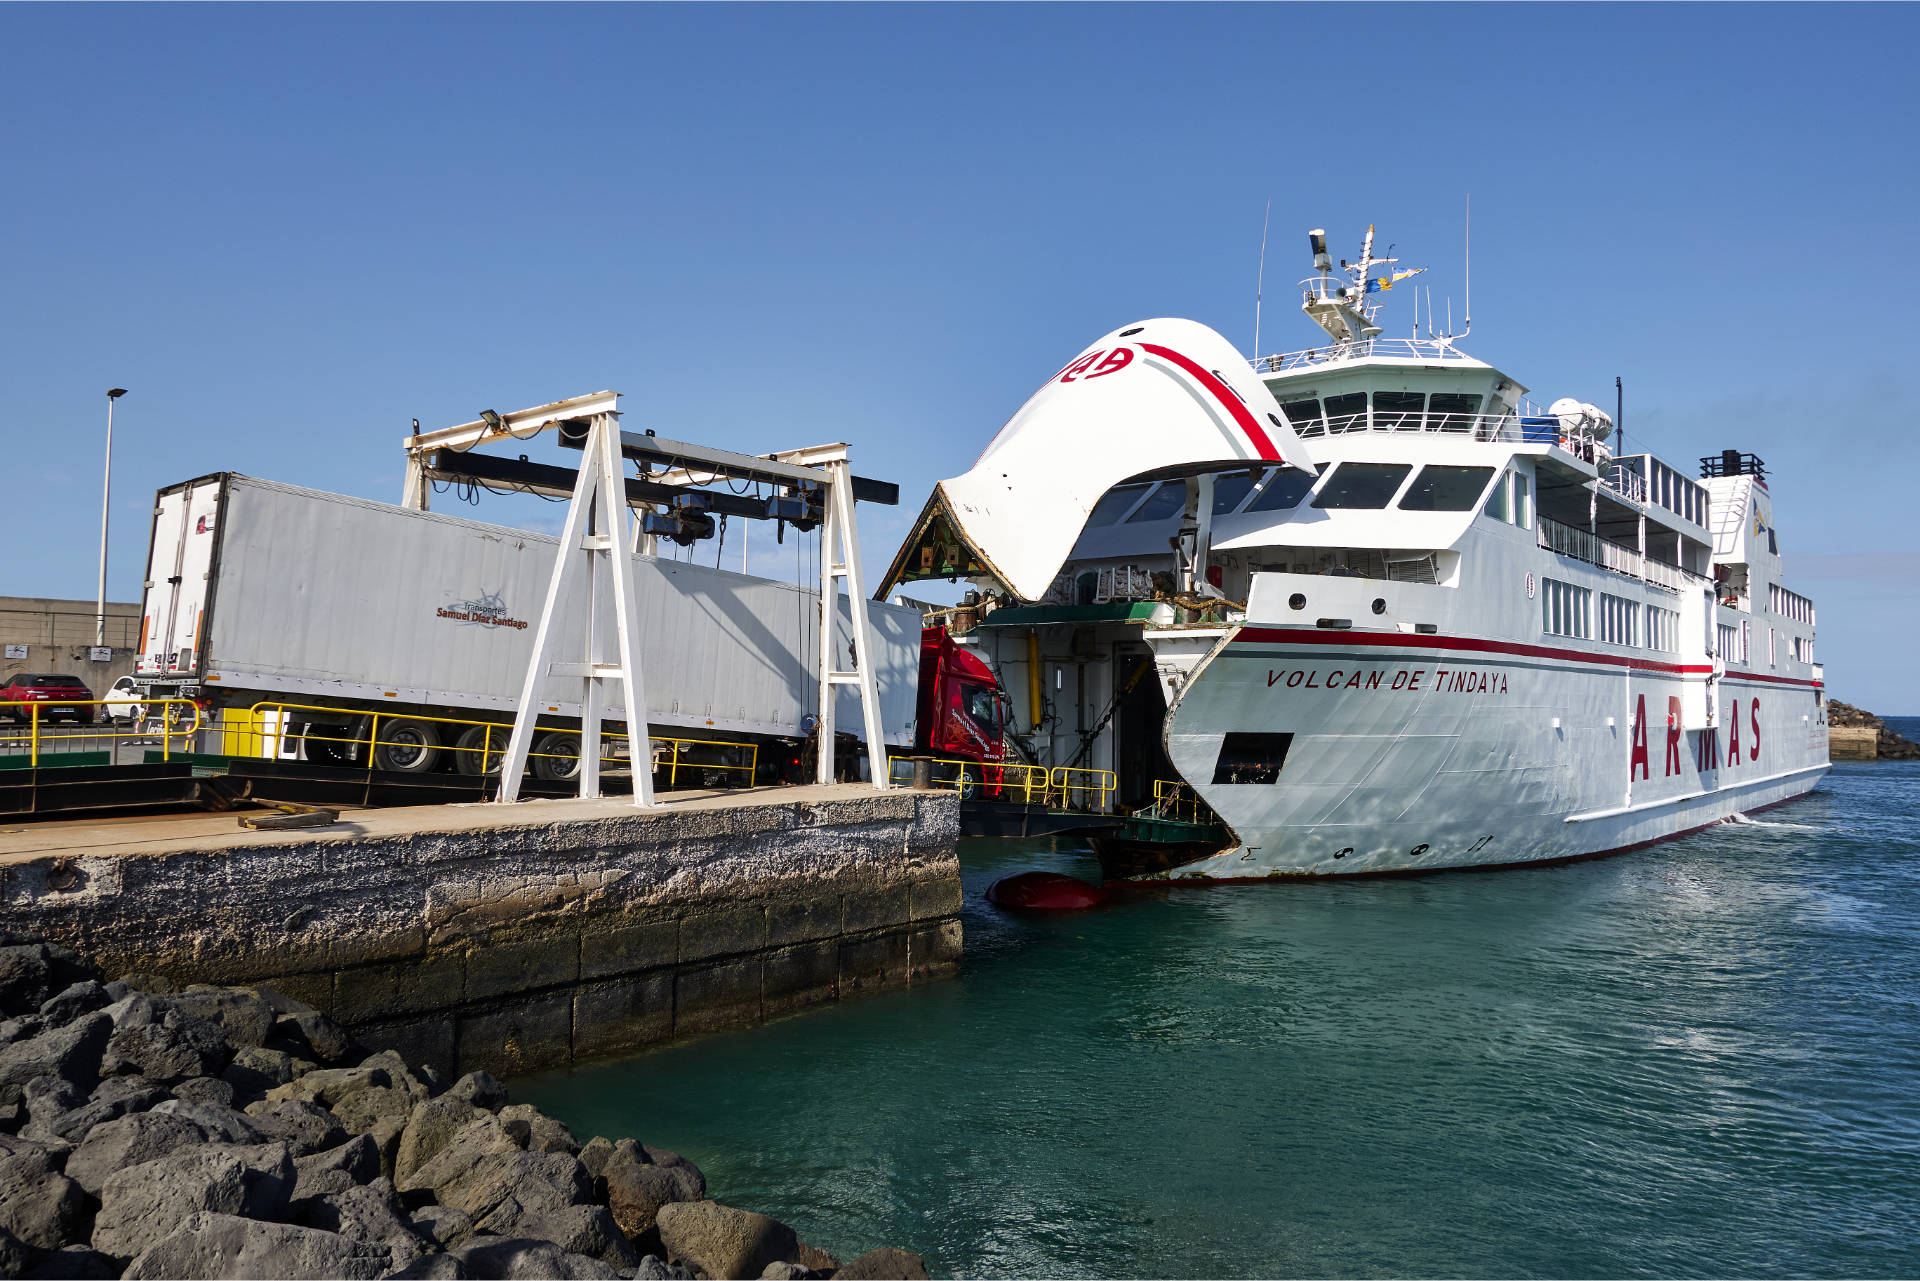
[0,673,96,724]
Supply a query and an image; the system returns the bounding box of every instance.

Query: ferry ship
[880,225,1829,879]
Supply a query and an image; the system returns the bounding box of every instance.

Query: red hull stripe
[1720,669,1824,688]
[1230,627,1760,679]
[1138,343,1281,461]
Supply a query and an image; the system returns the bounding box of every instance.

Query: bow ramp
[881,318,1315,603]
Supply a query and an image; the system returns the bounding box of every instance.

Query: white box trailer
[134,474,921,773]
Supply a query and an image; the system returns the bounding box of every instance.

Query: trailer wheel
[453,725,504,776]
[372,720,442,773]
[300,722,362,766]
[530,731,581,782]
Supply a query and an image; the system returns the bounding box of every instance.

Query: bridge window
[1278,400,1323,434]
[1311,462,1412,510]
[1428,393,1484,433]
[1399,465,1495,511]
[1323,392,1369,433]
[1086,483,1151,528]
[1211,732,1294,785]
[1373,391,1425,430]
[1245,464,1324,512]
[1125,482,1187,523]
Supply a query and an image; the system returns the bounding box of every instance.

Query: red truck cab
[915,627,1016,765]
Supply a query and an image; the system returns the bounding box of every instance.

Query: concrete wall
[0,597,140,694]
[0,788,962,1077]
[1829,726,1877,760]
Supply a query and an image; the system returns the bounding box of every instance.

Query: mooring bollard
[911,755,933,790]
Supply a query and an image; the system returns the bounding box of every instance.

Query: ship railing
[1535,517,1709,596]
[1144,778,1218,825]
[1250,337,1478,375]
[0,698,203,767]
[1290,409,1527,443]
[1604,461,1648,505]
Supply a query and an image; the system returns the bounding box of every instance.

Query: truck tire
[530,731,581,782]
[372,719,442,773]
[301,722,362,766]
[453,725,504,776]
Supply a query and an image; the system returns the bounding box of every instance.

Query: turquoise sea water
[519,746,1920,1278]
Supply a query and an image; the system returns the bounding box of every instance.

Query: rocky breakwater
[0,938,928,1280]
[1827,700,1920,761]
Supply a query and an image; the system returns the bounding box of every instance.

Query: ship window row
[1542,577,1592,639]
[1599,593,1638,646]
[1598,595,1682,652]
[1278,391,1487,437]
[1792,635,1815,663]
[1088,461,1501,525]
[1642,456,1709,527]
[1716,620,1750,665]
[1768,583,1815,624]
[1647,605,1679,654]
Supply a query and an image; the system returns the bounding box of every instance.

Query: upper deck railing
[1293,407,1525,441]
[1249,337,1479,374]
[1536,516,1710,595]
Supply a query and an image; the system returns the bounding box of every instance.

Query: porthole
[1288,593,1307,611]
[1371,598,1387,615]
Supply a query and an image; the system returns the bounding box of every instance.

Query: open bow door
[880,317,1315,603]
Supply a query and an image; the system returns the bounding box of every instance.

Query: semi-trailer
[132,473,945,785]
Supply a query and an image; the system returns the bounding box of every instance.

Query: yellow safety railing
[888,754,1051,804]
[244,701,757,788]
[1049,765,1117,814]
[654,736,758,787]
[0,698,203,768]
[1150,778,1210,823]
[888,754,1117,813]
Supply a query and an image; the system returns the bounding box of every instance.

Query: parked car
[103,675,146,726]
[0,673,96,723]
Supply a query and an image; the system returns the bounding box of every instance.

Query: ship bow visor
[880,317,1315,602]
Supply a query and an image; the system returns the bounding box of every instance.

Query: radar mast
[1300,225,1425,345]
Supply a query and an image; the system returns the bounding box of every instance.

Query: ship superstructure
[881,226,1828,878]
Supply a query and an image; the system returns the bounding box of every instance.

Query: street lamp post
[97,388,127,648]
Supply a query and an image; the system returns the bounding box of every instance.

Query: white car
[103,676,146,726]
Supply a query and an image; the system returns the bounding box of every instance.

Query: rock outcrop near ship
[1827,701,1920,761]
[0,936,928,1280]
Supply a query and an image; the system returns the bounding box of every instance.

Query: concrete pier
[0,784,961,1076]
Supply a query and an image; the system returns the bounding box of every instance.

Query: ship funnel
[1309,229,1331,272]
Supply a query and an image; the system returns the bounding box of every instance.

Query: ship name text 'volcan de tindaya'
[880,223,1828,880]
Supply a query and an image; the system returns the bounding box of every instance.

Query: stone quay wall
[0,790,962,1079]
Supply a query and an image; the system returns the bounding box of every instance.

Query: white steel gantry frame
[400,392,891,806]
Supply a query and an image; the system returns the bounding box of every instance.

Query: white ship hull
[1143,626,1828,881]
[881,230,1831,885]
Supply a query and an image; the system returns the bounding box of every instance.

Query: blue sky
[4,3,1916,708]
